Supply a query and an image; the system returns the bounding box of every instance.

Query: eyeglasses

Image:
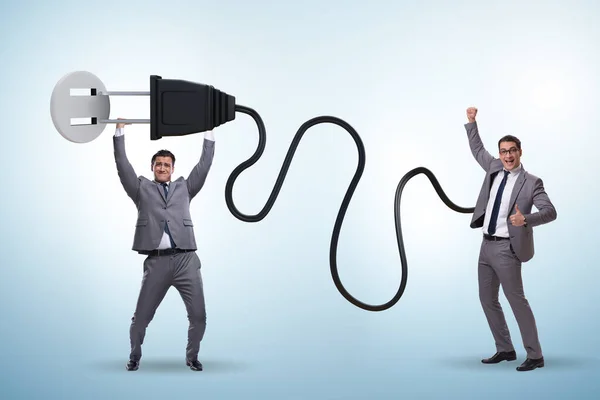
[499,147,519,156]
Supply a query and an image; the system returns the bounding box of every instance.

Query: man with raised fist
[464,107,557,372]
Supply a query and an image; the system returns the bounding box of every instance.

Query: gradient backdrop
[1,0,599,398]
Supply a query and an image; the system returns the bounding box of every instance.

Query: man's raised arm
[113,119,140,203]
[187,131,216,200]
[464,107,495,171]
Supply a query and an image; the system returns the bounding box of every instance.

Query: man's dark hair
[151,150,176,165]
[498,135,521,150]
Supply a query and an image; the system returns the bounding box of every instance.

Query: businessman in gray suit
[113,119,215,372]
[464,107,556,372]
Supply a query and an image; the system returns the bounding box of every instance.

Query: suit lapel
[168,181,178,200]
[488,162,503,193]
[155,179,179,203]
[156,182,167,203]
[508,169,526,212]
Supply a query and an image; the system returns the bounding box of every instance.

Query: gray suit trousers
[129,251,206,362]
[478,237,542,359]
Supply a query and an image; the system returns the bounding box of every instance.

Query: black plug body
[150,75,236,140]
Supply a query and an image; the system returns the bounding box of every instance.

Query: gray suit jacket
[465,122,557,262]
[113,135,215,252]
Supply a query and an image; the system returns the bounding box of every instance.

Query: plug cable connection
[226,104,475,311]
[50,71,476,312]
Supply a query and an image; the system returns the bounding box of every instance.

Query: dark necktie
[161,183,175,248]
[487,170,510,236]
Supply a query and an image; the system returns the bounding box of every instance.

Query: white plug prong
[104,91,150,96]
[99,119,151,124]
[68,89,150,97]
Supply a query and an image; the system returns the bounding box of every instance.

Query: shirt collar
[504,163,522,175]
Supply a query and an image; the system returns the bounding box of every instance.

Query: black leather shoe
[481,350,517,364]
[186,359,203,371]
[516,357,544,371]
[126,360,139,371]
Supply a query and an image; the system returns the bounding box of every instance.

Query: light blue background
[1,0,599,398]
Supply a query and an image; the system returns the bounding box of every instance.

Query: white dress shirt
[482,164,522,238]
[156,181,173,250]
[114,127,215,249]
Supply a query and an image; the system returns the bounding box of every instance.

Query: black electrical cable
[225,104,475,311]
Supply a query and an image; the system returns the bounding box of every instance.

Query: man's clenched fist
[510,204,526,227]
[466,107,477,123]
[116,117,132,129]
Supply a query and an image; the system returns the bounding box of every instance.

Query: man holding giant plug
[113,118,215,372]
[464,107,556,372]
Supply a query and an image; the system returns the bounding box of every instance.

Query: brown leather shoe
[481,351,517,364]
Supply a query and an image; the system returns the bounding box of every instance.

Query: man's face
[152,156,173,183]
[498,141,521,171]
